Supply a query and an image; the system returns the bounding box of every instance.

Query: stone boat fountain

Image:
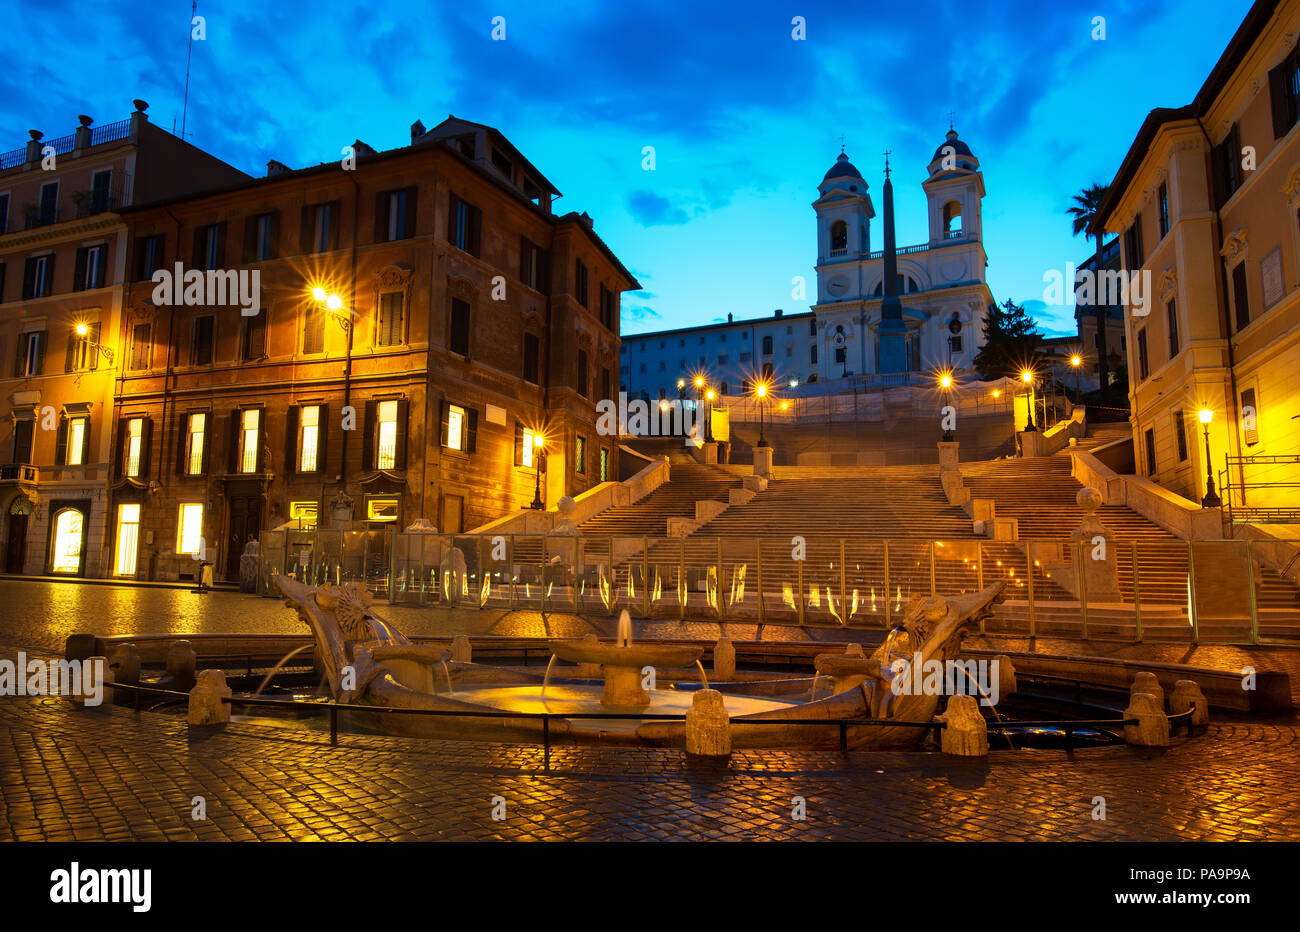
[273,573,1008,750]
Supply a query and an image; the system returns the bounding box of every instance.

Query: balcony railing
[0,464,38,482]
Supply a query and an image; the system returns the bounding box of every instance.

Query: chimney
[74,115,93,151]
[727,313,733,323]
[581,211,594,229]
[25,130,43,167]
[350,139,375,158]
[266,159,290,177]
[410,119,426,141]
[774,308,783,317]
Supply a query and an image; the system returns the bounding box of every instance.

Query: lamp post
[1070,354,1082,404]
[73,322,114,365]
[939,371,954,442]
[529,433,546,510]
[1021,369,1037,432]
[1198,409,1221,508]
[755,380,770,447]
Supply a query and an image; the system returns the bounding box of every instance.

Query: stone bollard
[165,640,198,692]
[188,670,232,726]
[108,643,141,706]
[1123,692,1170,746]
[577,634,602,679]
[65,634,96,663]
[713,637,736,681]
[938,694,989,757]
[994,655,1017,702]
[1170,679,1210,728]
[685,688,731,757]
[1130,671,1165,710]
[450,635,472,664]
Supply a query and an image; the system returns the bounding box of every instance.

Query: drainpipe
[159,206,183,489]
[341,174,359,494]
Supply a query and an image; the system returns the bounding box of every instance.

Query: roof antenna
[180,1,197,140]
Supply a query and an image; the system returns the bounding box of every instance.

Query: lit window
[377,400,398,469]
[367,498,399,522]
[446,404,465,453]
[115,503,140,577]
[299,405,320,472]
[66,416,88,466]
[177,503,204,555]
[575,435,586,474]
[124,418,143,477]
[185,413,206,475]
[51,509,84,574]
[521,428,537,468]
[240,409,260,473]
[289,501,318,528]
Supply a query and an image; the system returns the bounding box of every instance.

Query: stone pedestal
[702,441,719,465]
[165,640,197,692]
[685,688,731,757]
[188,670,232,726]
[109,643,140,705]
[937,441,960,471]
[1170,679,1210,726]
[65,634,96,662]
[602,664,651,708]
[939,694,989,756]
[713,637,735,681]
[450,635,472,664]
[1123,692,1170,746]
[752,445,774,480]
[1130,671,1165,710]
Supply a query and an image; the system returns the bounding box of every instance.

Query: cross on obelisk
[883,148,891,177]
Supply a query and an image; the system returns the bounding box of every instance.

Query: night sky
[2,0,1254,336]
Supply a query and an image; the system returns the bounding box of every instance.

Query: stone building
[1096,0,1300,512]
[111,115,636,582]
[0,102,248,577]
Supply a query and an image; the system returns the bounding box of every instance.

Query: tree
[973,299,1043,380]
[1067,183,1111,405]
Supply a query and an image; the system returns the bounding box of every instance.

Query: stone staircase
[577,463,746,538]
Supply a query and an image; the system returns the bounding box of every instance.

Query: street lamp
[938,371,954,441]
[529,433,546,510]
[1021,369,1037,432]
[754,380,770,447]
[73,322,114,364]
[1198,409,1221,508]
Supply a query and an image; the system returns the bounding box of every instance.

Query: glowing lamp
[1198,409,1213,425]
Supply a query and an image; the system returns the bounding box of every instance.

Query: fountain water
[438,659,455,696]
[252,644,313,697]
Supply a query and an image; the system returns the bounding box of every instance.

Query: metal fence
[256,529,1300,646]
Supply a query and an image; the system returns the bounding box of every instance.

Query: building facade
[1097,0,1300,509]
[109,115,636,582]
[0,102,248,577]
[1073,236,1128,396]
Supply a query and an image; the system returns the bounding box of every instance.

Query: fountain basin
[548,639,704,708]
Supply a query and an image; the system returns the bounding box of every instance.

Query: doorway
[49,506,87,575]
[441,494,464,534]
[114,503,141,577]
[5,512,28,574]
[225,495,263,580]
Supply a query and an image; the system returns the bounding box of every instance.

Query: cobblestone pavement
[1,692,1297,842]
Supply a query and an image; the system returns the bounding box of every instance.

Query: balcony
[0,464,38,483]
[24,206,61,229]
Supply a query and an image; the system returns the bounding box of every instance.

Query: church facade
[811,129,995,381]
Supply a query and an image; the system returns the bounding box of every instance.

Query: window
[122,417,146,478]
[367,498,400,523]
[523,331,540,384]
[183,413,206,476]
[1231,262,1250,331]
[59,415,89,466]
[243,212,277,262]
[1212,124,1242,208]
[73,244,107,291]
[377,187,416,242]
[135,234,163,281]
[599,447,610,482]
[177,503,204,555]
[0,192,8,234]
[1136,327,1149,380]
[15,330,45,377]
[448,194,481,256]
[575,434,586,474]
[830,219,848,253]
[37,181,58,225]
[600,284,615,329]
[600,367,611,402]
[943,201,963,237]
[835,346,846,365]
[1241,388,1259,446]
[577,349,589,397]
[1124,218,1144,270]
[289,502,318,529]
[114,503,140,577]
[50,508,83,574]
[298,405,321,472]
[575,259,589,308]
[312,203,334,253]
[1166,300,1179,358]
[238,409,261,473]
[191,315,215,365]
[303,304,326,354]
[242,310,267,360]
[195,223,222,270]
[740,351,751,364]
[1174,411,1188,462]
[520,237,545,290]
[12,418,33,463]
[518,425,539,468]
[949,334,963,354]
[810,344,818,365]
[377,292,404,346]
[785,346,793,357]
[1157,183,1170,238]
[440,402,475,453]
[1269,40,1300,138]
[1144,428,1157,476]
[376,400,399,470]
[762,335,773,355]
[129,322,152,370]
[809,319,817,336]
[66,322,100,371]
[89,170,112,214]
[23,255,54,299]
[449,298,471,356]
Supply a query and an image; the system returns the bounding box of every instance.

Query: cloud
[627,190,690,227]
[621,304,662,322]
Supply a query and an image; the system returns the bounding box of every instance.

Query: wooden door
[225,496,263,580]
[5,514,27,574]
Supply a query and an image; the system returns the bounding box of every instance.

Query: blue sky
[3,0,1255,336]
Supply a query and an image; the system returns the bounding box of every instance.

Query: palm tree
[1067,184,1111,406]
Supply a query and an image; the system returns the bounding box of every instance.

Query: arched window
[720,382,728,395]
[872,275,921,296]
[943,200,963,237]
[829,220,848,254]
